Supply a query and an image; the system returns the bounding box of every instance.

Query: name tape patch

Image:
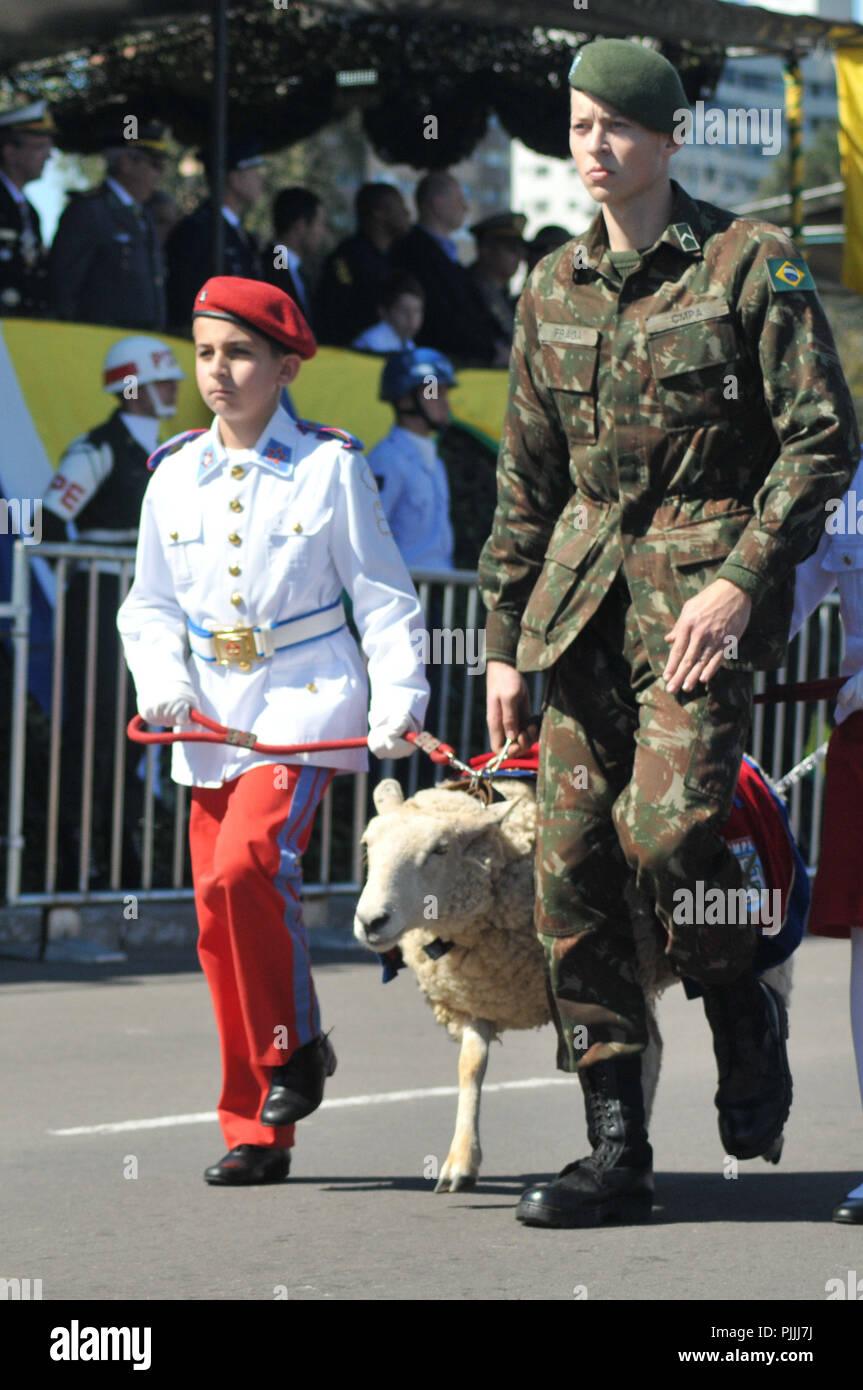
[646,299,730,335]
[538,324,599,347]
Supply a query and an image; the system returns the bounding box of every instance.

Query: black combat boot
[260,1033,337,1125]
[516,1053,654,1228]
[702,973,791,1161]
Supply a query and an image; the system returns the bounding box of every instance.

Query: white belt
[189,599,347,669]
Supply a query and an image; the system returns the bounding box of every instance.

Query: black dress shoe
[832,1195,863,1224]
[260,1033,337,1125]
[203,1144,291,1185]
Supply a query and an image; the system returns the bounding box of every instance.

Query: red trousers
[189,762,335,1150]
[808,711,863,939]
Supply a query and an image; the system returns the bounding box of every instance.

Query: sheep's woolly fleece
[377,780,549,1040]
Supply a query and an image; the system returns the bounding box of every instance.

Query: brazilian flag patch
[766,257,816,293]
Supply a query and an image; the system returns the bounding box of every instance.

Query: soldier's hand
[663,578,752,695]
[486,659,537,754]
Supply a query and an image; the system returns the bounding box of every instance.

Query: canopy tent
[1,0,862,72]
[4,3,863,166]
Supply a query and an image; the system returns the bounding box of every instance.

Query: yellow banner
[836,47,863,294]
[0,320,506,479]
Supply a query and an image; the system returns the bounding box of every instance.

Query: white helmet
[103,336,185,418]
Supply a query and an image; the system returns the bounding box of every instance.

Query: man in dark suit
[166,142,266,333]
[314,182,410,346]
[392,172,507,367]
[266,186,326,327]
[48,121,168,330]
[0,100,54,317]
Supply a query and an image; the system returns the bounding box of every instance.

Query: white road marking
[48,1077,574,1137]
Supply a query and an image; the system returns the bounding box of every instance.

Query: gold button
[293,523,303,534]
[843,554,852,566]
[169,530,179,541]
[238,660,251,671]
[230,465,245,479]
[229,564,241,576]
[230,592,243,606]
[228,532,241,546]
[306,682,317,692]
[230,499,243,513]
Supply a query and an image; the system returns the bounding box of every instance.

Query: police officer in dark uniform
[0,101,54,317]
[48,121,168,330]
[467,211,527,344]
[314,182,410,345]
[41,335,185,887]
[166,142,266,333]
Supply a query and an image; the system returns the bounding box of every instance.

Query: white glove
[368,712,422,760]
[836,669,863,725]
[138,683,197,728]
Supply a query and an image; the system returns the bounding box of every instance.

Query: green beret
[568,39,689,135]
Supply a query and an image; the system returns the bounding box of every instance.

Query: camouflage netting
[2,6,724,168]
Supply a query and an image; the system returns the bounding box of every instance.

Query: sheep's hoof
[761,1132,784,1165]
[434,1170,477,1193]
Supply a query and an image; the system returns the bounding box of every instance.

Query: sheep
[354,774,793,1193]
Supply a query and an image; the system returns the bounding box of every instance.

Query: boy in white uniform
[117,275,429,1185]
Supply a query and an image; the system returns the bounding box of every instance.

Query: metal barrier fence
[1,539,841,918]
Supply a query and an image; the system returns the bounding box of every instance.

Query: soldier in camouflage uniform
[478,39,859,1228]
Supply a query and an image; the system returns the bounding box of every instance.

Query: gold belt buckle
[211,626,259,670]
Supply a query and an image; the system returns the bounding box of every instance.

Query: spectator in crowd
[524,223,572,275]
[166,142,266,332]
[40,335,185,887]
[467,211,527,343]
[49,121,169,330]
[266,186,326,327]
[315,182,410,345]
[0,100,54,317]
[391,172,508,367]
[368,347,455,571]
[351,271,424,353]
[147,189,178,248]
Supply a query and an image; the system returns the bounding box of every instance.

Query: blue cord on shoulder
[147,429,208,472]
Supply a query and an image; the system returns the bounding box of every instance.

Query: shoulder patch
[766,257,816,294]
[147,429,208,472]
[294,417,364,451]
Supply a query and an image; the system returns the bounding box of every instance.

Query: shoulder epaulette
[294,416,364,451]
[147,429,208,472]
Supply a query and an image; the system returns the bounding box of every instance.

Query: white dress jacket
[117,404,430,785]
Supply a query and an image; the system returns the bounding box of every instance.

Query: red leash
[127,710,459,765]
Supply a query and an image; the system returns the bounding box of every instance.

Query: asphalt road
[1,933,861,1304]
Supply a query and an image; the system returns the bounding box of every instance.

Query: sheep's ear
[461,796,522,843]
[373,779,405,814]
[482,795,523,824]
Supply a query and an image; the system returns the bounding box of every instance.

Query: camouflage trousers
[536,572,754,1072]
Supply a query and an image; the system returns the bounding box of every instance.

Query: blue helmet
[379,347,458,403]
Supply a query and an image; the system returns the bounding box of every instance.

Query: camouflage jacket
[478,181,859,676]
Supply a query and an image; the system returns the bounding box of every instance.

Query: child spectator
[368,347,456,571]
[117,277,429,1186]
[351,272,425,353]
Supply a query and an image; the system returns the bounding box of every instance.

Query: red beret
[192,276,317,359]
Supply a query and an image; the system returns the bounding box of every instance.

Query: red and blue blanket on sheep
[465,748,809,993]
